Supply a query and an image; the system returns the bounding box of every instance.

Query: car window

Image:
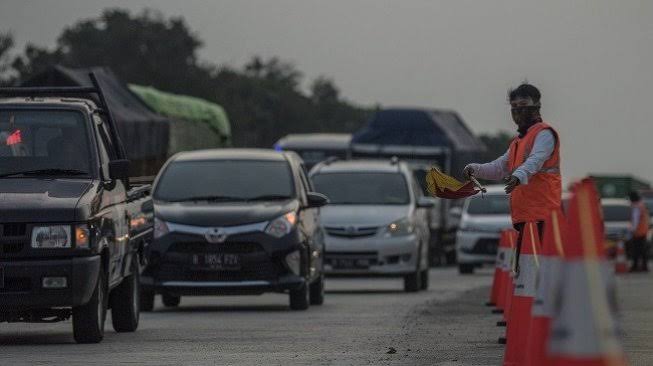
[312,172,409,205]
[466,195,510,215]
[154,159,295,202]
[602,204,631,222]
[0,109,92,175]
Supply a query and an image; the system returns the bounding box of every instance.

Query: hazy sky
[1,0,652,184]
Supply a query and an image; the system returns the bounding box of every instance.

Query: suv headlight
[31,225,71,248]
[265,212,297,238]
[384,217,414,237]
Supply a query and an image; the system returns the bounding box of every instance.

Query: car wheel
[73,265,108,344]
[309,274,325,305]
[458,263,474,274]
[140,289,155,312]
[289,282,310,310]
[403,270,421,292]
[420,269,429,290]
[162,294,181,308]
[111,257,140,332]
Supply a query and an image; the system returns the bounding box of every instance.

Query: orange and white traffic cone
[488,230,509,308]
[548,178,626,366]
[503,222,541,366]
[498,230,518,343]
[614,240,628,274]
[525,209,567,366]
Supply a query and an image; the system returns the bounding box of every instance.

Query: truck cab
[0,80,153,343]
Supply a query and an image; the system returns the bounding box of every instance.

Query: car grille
[0,224,28,255]
[325,251,379,265]
[159,242,282,282]
[324,226,379,238]
[471,238,499,255]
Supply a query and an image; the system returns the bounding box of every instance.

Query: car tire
[111,257,140,332]
[162,294,181,308]
[309,274,325,305]
[420,269,429,290]
[73,265,108,344]
[458,263,474,274]
[404,270,421,292]
[140,289,155,312]
[289,283,310,310]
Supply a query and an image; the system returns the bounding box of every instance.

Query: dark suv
[141,149,328,310]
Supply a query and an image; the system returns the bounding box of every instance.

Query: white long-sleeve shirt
[467,127,555,184]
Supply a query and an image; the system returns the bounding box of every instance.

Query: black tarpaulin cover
[21,66,170,177]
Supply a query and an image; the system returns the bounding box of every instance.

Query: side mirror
[108,159,130,180]
[307,192,329,208]
[448,206,463,219]
[416,197,436,208]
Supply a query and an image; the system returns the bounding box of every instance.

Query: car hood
[320,204,410,227]
[154,199,299,227]
[460,214,513,232]
[0,178,93,222]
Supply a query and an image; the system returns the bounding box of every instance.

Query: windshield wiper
[246,194,292,201]
[168,195,246,203]
[0,169,89,178]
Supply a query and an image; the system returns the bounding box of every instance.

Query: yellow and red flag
[426,167,480,199]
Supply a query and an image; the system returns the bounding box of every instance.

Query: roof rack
[0,73,127,160]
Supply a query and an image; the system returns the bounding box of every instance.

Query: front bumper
[455,230,499,264]
[142,227,306,296]
[142,274,305,296]
[323,233,419,276]
[0,255,100,310]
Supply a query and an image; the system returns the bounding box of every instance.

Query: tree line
[0,8,510,153]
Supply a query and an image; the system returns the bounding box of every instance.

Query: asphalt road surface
[1,267,650,365]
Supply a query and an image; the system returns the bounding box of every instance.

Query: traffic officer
[463,83,562,273]
[627,191,649,272]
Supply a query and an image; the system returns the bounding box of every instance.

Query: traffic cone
[489,230,509,308]
[548,178,626,365]
[614,240,628,274]
[503,222,541,366]
[525,209,567,366]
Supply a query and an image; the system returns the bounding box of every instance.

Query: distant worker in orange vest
[627,191,649,272]
[463,83,562,272]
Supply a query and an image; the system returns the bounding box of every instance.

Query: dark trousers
[629,236,649,271]
[513,221,544,275]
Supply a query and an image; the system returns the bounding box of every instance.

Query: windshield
[466,195,510,215]
[0,109,92,177]
[312,172,409,205]
[602,204,631,222]
[154,159,295,202]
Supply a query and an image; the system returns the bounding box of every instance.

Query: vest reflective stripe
[514,253,539,297]
[532,256,563,317]
[548,260,622,358]
[508,122,562,224]
[634,201,649,238]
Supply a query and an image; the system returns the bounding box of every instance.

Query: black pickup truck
[0,75,154,343]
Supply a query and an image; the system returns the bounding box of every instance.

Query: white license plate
[192,253,241,270]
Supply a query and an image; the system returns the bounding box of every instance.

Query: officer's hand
[463,165,476,180]
[504,175,520,194]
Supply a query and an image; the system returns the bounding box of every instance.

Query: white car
[601,198,632,257]
[455,186,512,274]
[309,159,434,292]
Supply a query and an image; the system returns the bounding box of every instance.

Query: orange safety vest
[633,201,649,238]
[507,122,562,224]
